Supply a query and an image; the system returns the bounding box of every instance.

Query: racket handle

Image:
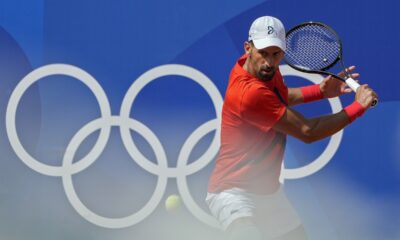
[345,78,378,107]
[345,78,360,92]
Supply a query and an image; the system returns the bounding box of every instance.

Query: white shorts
[206,187,302,239]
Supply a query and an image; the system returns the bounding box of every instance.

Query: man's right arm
[273,107,350,143]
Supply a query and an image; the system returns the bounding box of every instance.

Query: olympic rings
[6,63,343,229]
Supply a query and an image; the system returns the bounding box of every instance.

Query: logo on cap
[267,26,275,35]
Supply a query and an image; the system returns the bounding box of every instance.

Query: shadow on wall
[0,26,41,157]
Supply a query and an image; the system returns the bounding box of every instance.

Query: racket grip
[345,78,360,92]
[345,78,378,107]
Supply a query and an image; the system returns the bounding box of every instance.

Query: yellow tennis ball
[165,194,182,212]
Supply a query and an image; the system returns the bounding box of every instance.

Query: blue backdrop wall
[1,0,399,239]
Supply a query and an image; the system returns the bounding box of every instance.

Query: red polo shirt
[208,54,288,194]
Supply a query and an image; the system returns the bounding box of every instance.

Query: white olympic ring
[6,63,343,229]
[6,64,112,177]
[62,116,168,228]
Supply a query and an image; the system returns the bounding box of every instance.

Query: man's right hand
[355,84,378,110]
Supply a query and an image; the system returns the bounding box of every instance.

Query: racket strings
[285,24,341,71]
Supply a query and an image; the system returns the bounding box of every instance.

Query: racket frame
[284,21,377,106]
[284,21,348,81]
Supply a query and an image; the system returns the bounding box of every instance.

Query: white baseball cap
[248,16,286,51]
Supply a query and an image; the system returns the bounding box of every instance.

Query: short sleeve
[240,85,286,132]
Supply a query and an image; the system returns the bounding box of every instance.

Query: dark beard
[257,67,276,81]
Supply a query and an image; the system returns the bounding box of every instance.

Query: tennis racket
[284,21,378,107]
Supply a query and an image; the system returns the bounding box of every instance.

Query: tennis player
[206,16,377,240]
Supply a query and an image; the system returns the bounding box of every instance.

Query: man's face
[245,42,284,81]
